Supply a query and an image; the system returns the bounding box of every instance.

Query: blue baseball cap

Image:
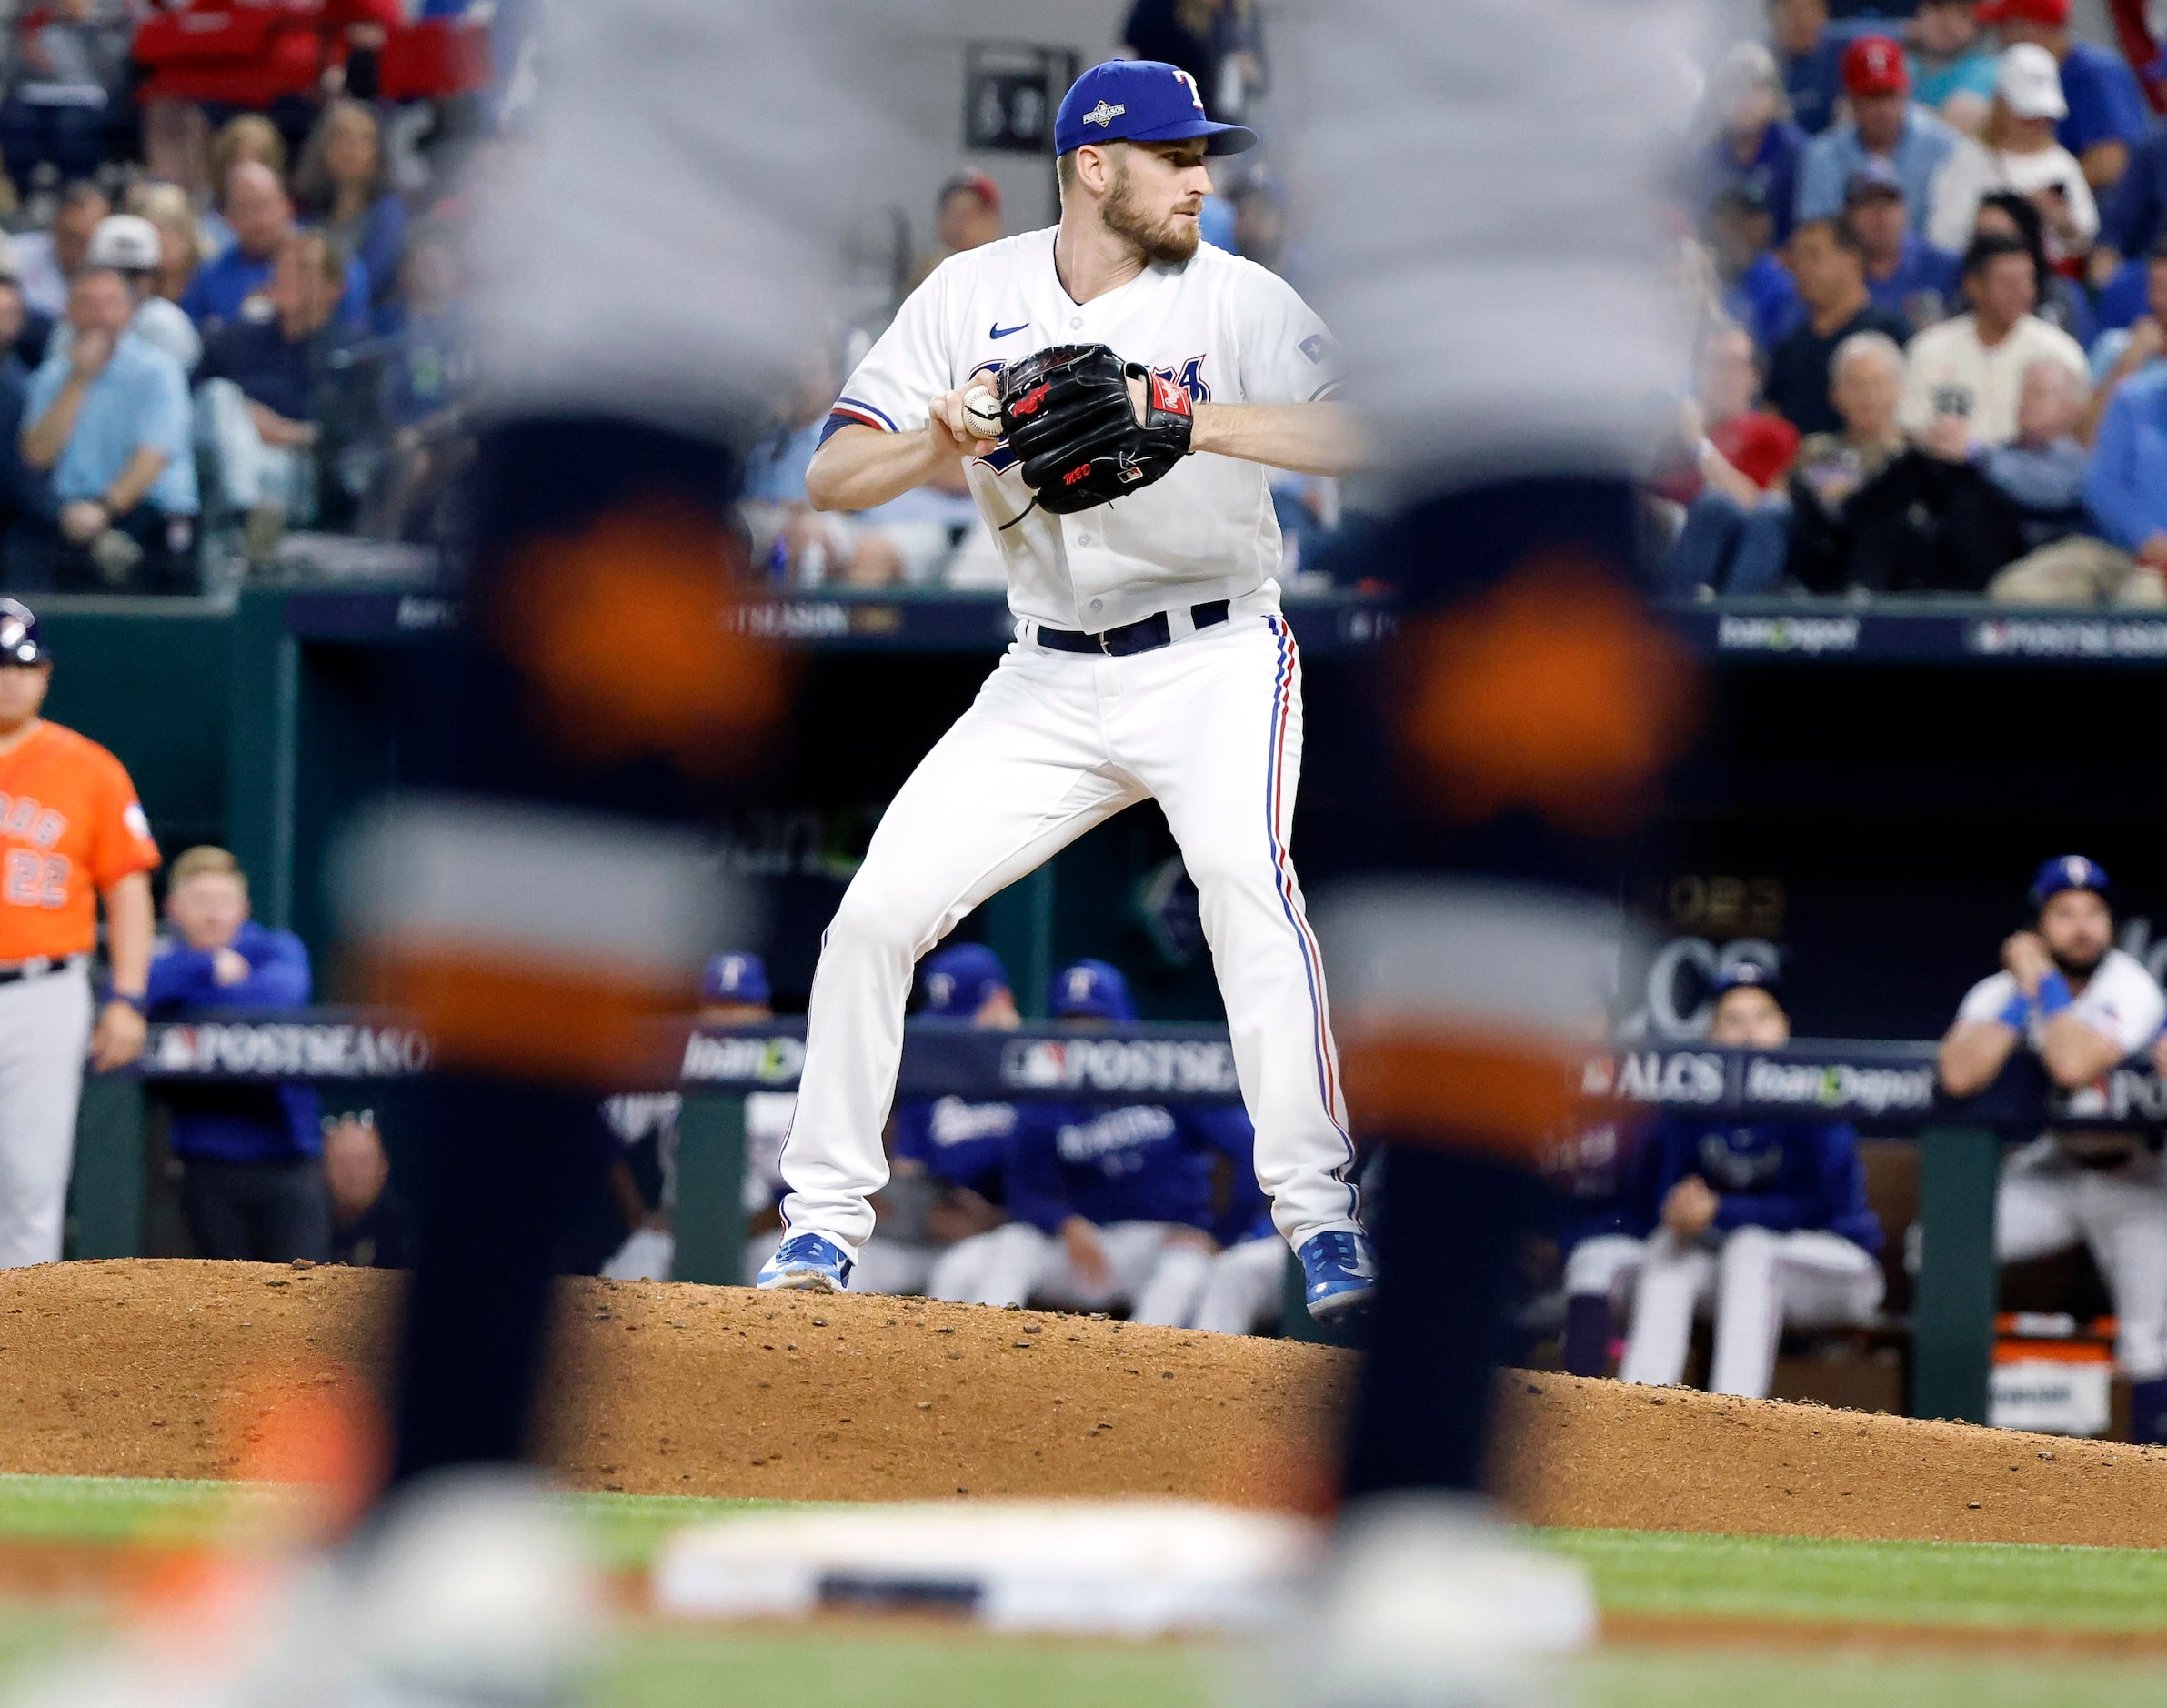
[1712,958,1785,1006]
[0,599,45,667]
[2029,855,2111,913]
[922,943,1011,1019]
[700,952,769,1007]
[1053,60,1257,159]
[1050,958,1137,1023]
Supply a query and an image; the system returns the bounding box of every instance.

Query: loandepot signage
[1717,615,1861,655]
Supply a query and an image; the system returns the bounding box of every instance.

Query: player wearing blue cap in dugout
[1612,960,1883,1398]
[928,957,1257,1322]
[852,941,1026,1295]
[1941,855,2167,1442]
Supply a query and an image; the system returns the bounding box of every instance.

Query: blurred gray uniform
[469,3,919,432]
[1288,0,1718,499]
[1282,3,1721,1158]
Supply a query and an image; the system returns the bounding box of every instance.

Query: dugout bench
[68,1015,2167,1425]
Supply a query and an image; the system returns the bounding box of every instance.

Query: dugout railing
[70,1015,2167,1427]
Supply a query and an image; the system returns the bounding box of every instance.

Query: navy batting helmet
[2029,855,2110,914]
[0,600,45,667]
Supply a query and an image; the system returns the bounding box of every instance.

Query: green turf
[1538,1526,2167,1634]
[5,1475,2167,1704]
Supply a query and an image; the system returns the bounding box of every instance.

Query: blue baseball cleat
[757,1232,854,1293]
[1298,1228,1377,1322]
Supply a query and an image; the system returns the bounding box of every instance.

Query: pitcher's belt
[1038,599,1230,657]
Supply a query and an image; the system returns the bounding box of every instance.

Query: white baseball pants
[1192,1233,1291,1335]
[1620,1226,1884,1399]
[1562,1232,1647,1304]
[0,962,92,1268]
[778,607,1360,1255]
[1998,1140,2167,1381]
[929,1218,1212,1324]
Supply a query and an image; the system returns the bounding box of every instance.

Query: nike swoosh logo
[989,321,1028,339]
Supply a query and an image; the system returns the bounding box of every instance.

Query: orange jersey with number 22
[0,721,160,962]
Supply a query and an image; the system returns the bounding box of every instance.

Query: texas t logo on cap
[1052,59,1258,157]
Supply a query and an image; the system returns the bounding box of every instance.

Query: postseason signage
[134,1015,2166,1132]
[142,1015,431,1080]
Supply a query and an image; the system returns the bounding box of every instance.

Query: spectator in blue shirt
[1981,0,2150,190]
[1690,43,1809,246]
[16,266,197,594]
[1613,968,1884,1399]
[294,98,408,333]
[1909,0,2001,129]
[0,280,53,550]
[366,222,473,541]
[1710,182,1805,355]
[179,162,368,341]
[146,846,328,1265]
[1797,35,1964,233]
[1772,0,1848,136]
[196,229,354,551]
[2090,125,2167,305]
[2089,235,2167,394]
[1847,158,1961,331]
[2083,361,2167,585]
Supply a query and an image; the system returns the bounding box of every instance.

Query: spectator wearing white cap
[1927,45,2097,263]
[41,216,201,379]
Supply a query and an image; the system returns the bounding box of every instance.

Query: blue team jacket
[1634,1112,1882,1254]
[1005,1101,1254,1236]
[891,1096,1018,1201]
[145,922,319,1162]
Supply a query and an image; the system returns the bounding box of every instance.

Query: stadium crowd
[1669,0,2167,603]
[0,0,479,596]
[0,2,2158,604]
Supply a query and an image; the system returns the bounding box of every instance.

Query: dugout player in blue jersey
[854,941,1021,1296]
[930,959,1253,1324]
[1616,966,1884,1398]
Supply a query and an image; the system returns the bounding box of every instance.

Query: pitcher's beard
[1103,166,1199,266]
[2052,943,2108,980]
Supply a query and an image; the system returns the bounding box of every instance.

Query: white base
[654,1499,1319,1636]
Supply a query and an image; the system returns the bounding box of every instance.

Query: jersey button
[1070,316,1082,329]
[1078,534,1093,546]
[1089,599,1103,613]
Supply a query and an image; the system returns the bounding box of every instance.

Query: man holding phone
[1900,230,2087,449]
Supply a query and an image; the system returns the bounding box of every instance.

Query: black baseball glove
[998,343,1193,516]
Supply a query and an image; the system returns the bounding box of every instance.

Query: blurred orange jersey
[0,721,160,962]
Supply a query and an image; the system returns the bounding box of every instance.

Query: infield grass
[0,1476,2163,1703]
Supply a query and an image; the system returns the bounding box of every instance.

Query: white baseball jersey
[829,230,1340,633]
[1957,949,2166,1060]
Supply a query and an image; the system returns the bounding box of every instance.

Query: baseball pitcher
[763,58,1372,1320]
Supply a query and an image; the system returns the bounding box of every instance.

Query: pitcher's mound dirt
[9,1261,2167,1546]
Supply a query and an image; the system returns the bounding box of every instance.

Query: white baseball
[961,386,1003,440]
